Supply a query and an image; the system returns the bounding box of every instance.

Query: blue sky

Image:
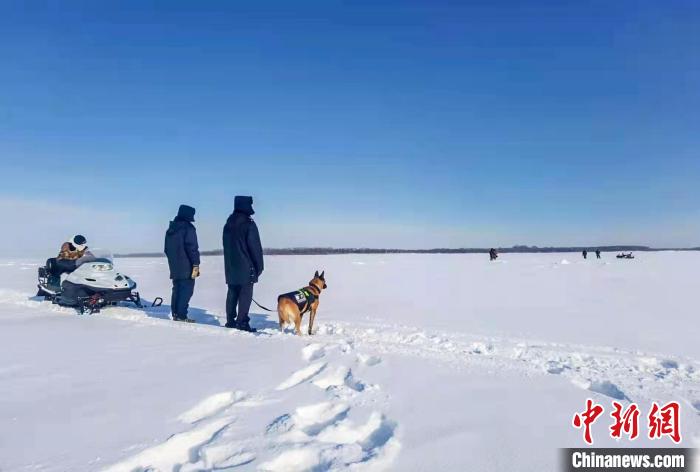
[1,0,699,254]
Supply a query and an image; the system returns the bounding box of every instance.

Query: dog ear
[320,271,325,279]
[314,270,319,277]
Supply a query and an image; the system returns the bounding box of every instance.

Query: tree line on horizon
[115,245,700,258]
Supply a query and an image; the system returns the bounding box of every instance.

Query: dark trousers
[52,258,77,276]
[226,283,253,327]
[171,278,195,319]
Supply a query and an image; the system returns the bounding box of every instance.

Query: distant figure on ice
[595,249,601,259]
[164,205,200,323]
[489,248,498,261]
[223,196,264,332]
[582,250,588,259]
[54,234,89,274]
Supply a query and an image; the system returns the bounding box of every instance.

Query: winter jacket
[223,196,264,286]
[57,242,86,261]
[164,206,200,280]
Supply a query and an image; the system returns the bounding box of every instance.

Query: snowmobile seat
[48,257,77,276]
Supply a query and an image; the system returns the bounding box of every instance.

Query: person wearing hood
[164,204,200,323]
[54,234,89,274]
[489,248,498,261]
[58,235,88,261]
[222,196,264,332]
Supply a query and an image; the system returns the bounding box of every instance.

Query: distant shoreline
[115,246,700,258]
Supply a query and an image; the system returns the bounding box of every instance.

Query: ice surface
[0,252,698,471]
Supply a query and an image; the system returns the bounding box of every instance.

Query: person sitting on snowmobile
[53,235,89,275]
[58,235,88,261]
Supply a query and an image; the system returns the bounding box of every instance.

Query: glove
[191,266,200,279]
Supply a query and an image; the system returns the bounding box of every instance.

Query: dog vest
[278,288,317,314]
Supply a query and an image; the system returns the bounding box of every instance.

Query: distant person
[582,250,588,259]
[489,248,498,261]
[164,205,200,323]
[595,249,601,259]
[223,196,264,332]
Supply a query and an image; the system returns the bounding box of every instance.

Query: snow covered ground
[1,252,698,471]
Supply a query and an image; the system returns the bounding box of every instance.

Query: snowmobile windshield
[75,249,114,269]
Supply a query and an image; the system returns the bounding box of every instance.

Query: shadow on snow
[28,294,280,333]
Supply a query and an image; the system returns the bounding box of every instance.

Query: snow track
[317,321,700,406]
[2,272,700,471]
[87,306,700,471]
[8,288,698,409]
[96,318,399,471]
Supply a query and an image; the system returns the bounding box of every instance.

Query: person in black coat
[223,196,264,332]
[164,204,200,322]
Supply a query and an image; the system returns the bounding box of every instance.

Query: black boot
[236,323,257,333]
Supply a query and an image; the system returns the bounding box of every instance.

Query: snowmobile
[37,249,162,314]
[616,252,635,259]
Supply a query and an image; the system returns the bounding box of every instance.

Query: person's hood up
[167,219,190,235]
[70,234,88,252]
[234,196,254,216]
[176,204,196,222]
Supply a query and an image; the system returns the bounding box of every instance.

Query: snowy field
[1,252,699,471]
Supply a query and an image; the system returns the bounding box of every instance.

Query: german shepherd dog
[277,271,327,335]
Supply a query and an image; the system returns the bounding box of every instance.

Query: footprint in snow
[181,442,256,472]
[207,451,256,469]
[468,341,495,355]
[267,401,351,441]
[544,360,567,375]
[357,353,382,366]
[276,361,327,390]
[259,342,399,471]
[102,417,233,472]
[660,359,679,369]
[301,343,327,362]
[188,428,257,470]
[177,390,248,424]
[260,410,400,472]
[572,378,629,401]
[313,365,365,392]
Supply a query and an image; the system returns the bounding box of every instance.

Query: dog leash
[252,298,276,312]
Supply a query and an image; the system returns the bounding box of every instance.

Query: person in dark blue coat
[164,204,201,322]
[223,196,264,332]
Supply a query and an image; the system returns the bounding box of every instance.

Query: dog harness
[278,284,321,314]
